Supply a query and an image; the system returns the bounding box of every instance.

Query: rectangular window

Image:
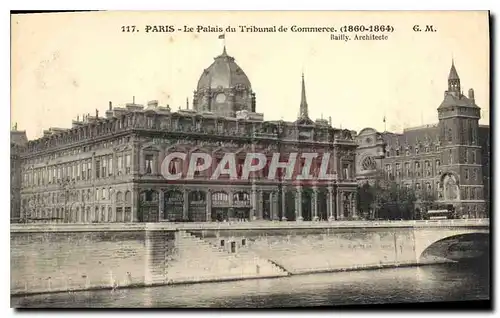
[237,158,245,178]
[465,169,469,180]
[87,161,92,179]
[124,207,132,222]
[125,154,131,174]
[425,160,432,176]
[102,159,107,177]
[415,161,421,177]
[81,162,86,180]
[108,157,113,176]
[342,163,350,180]
[145,154,153,174]
[117,156,123,175]
[95,159,101,179]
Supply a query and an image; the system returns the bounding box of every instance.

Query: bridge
[11,219,489,295]
[12,218,489,262]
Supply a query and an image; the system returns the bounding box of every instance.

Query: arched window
[124,191,131,204]
[212,191,229,203]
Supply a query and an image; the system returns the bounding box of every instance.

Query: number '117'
[121,26,137,32]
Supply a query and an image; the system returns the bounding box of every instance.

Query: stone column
[351,192,358,219]
[158,190,164,221]
[327,186,334,221]
[183,189,189,221]
[158,148,165,177]
[139,148,145,175]
[312,186,319,221]
[281,187,287,221]
[295,185,303,221]
[206,190,212,222]
[131,139,140,177]
[91,153,96,182]
[269,191,275,220]
[131,186,139,222]
[251,186,258,220]
[337,190,343,220]
[112,152,117,178]
[257,190,264,220]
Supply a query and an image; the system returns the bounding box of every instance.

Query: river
[11,260,489,308]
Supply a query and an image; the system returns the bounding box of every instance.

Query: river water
[12,260,489,308]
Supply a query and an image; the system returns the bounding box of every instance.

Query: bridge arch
[413,227,489,263]
[419,233,489,263]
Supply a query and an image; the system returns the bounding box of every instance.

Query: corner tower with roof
[437,60,485,215]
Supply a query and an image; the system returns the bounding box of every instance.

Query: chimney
[109,101,112,111]
[468,88,475,103]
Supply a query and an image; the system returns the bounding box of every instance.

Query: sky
[11,11,490,140]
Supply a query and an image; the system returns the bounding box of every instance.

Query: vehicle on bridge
[426,209,451,220]
[425,204,458,220]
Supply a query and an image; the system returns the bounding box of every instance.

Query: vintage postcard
[10,11,490,309]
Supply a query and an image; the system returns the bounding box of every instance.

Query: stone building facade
[16,47,358,223]
[355,61,490,218]
[11,127,28,222]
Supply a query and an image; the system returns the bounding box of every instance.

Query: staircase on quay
[166,231,289,284]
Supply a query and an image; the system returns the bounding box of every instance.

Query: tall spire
[299,72,309,118]
[448,59,460,80]
[448,59,461,94]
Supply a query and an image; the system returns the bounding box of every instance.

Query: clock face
[215,93,226,103]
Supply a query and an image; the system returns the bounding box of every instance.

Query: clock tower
[192,46,256,117]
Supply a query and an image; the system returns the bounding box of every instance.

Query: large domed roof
[197,47,252,91]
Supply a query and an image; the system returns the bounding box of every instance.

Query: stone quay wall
[11,220,488,296]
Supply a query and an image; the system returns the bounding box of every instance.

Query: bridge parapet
[10,219,489,233]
